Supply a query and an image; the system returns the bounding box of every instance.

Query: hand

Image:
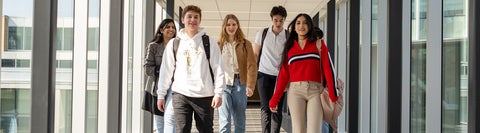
[157,99,165,112]
[337,78,344,89]
[211,96,222,108]
[270,106,278,113]
[246,88,254,97]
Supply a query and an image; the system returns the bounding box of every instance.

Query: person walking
[144,18,176,133]
[217,14,257,133]
[252,5,288,133]
[156,5,225,133]
[269,13,325,133]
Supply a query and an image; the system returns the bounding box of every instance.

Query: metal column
[106,0,123,132]
[327,0,335,58]
[348,0,360,132]
[387,0,403,132]
[30,0,57,132]
[468,0,480,132]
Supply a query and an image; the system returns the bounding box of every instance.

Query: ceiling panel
[177,0,326,41]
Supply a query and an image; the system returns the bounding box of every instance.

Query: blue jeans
[154,115,164,133]
[155,89,175,133]
[164,89,176,133]
[218,77,248,133]
[322,121,329,133]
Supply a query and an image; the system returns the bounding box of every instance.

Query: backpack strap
[258,28,268,67]
[258,28,289,67]
[173,37,180,61]
[202,34,214,84]
[171,38,181,82]
[172,35,214,84]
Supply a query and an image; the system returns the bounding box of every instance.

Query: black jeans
[172,93,214,133]
[257,72,285,133]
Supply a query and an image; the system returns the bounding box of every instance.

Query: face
[295,16,309,38]
[161,22,176,38]
[271,15,285,29]
[225,18,238,36]
[182,11,201,31]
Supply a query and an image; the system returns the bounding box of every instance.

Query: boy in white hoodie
[156,5,226,133]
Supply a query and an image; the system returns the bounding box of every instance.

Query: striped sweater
[269,39,339,108]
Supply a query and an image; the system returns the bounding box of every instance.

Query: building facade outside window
[442,0,468,132]
[1,0,34,132]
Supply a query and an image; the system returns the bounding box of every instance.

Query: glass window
[442,0,468,132]
[411,0,427,132]
[1,0,34,132]
[126,0,135,132]
[0,89,32,133]
[371,0,378,131]
[57,27,73,51]
[2,59,15,67]
[86,0,100,132]
[63,28,73,51]
[24,27,32,50]
[57,28,65,50]
[16,59,30,68]
[87,60,97,69]
[55,0,74,132]
[8,27,24,50]
[87,28,99,51]
[58,60,72,68]
[6,25,32,51]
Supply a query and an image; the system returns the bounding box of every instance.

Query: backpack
[172,34,214,83]
[258,28,289,66]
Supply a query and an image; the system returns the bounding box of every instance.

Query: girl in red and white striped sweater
[269,13,327,133]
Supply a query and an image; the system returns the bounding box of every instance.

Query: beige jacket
[219,39,258,90]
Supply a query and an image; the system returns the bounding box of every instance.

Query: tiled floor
[190,105,288,133]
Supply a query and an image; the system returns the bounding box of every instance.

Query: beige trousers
[287,81,324,133]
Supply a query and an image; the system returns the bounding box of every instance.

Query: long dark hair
[150,18,176,44]
[280,13,318,67]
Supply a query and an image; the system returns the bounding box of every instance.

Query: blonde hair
[218,14,246,47]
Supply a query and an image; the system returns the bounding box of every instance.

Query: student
[145,18,176,133]
[156,5,225,133]
[217,14,257,133]
[253,5,288,133]
[269,13,324,133]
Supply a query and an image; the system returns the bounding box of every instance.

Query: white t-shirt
[254,26,287,76]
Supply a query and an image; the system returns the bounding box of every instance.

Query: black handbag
[141,90,164,116]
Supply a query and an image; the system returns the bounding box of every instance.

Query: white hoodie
[157,28,225,99]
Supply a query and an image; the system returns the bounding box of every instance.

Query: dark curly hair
[314,27,324,39]
[270,6,287,18]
